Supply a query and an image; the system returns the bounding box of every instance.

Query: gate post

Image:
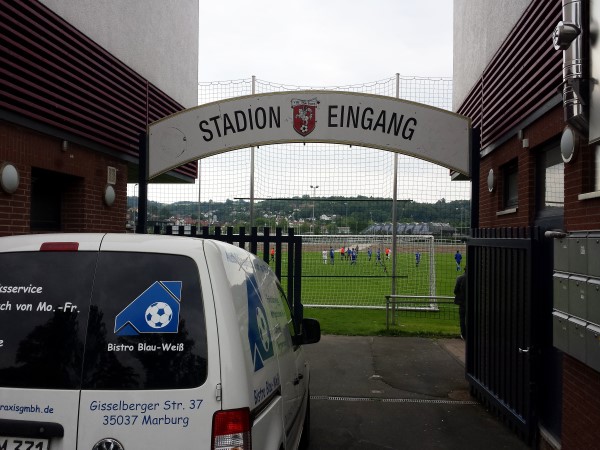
[136,132,148,234]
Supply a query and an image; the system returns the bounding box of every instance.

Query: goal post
[298,234,436,309]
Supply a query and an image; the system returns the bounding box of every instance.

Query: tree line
[128,196,470,235]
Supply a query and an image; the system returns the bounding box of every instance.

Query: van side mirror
[294,318,321,346]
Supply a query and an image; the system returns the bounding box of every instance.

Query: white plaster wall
[453,0,531,110]
[40,0,199,108]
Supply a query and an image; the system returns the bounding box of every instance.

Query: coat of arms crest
[291,98,319,136]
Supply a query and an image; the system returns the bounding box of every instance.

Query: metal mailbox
[589,278,600,326]
[586,323,600,373]
[568,232,588,275]
[568,317,587,362]
[588,232,600,277]
[554,236,570,272]
[553,272,570,312]
[553,311,569,353]
[568,275,587,319]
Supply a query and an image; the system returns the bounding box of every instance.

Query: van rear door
[0,234,221,450]
[77,235,220,449]
[0,234,104,450]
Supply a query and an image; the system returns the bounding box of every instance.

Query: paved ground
[304,335,530,450]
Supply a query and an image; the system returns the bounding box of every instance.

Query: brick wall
[562,356,600,450]
[0,122,127,236]
[564,138,600,230]
[477,104,600,448]
[478,106,563,228]
[560,124,600,450]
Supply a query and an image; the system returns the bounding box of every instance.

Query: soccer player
[454,266,467,339]
[455,250,462,271]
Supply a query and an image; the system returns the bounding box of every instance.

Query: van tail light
[212,408,252,450]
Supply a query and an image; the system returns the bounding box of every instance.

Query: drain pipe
[553,0,589,134]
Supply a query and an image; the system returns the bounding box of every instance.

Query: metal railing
[385,295,456,329]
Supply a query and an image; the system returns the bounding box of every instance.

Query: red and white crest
[291,98,319,136]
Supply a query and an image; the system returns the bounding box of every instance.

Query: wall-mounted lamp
[560,126,578,163]
[517,129,529,148]
[0,162,20,194]
[61,140,69,152]
[104,185,116,207]
[487,169,495,192]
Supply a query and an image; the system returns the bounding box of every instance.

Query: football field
[276,245,466,309]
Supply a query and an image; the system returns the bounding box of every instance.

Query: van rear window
[82,252,208,390]
[0,251,208,390]
[0,252,96,389]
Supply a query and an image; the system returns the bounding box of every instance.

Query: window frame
[536,141,564,219]
[502,158,519,210]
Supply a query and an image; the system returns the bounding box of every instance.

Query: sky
[198,0,454,85]
[133,1,462,205]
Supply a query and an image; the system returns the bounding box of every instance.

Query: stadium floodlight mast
[345,202,348,232]
[455,206,465,236]
[310,185,319,233]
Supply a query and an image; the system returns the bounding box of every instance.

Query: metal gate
[151,225,304,320]
[466,227,546,444]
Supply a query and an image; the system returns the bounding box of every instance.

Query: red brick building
[0,1,198,235]
[455,0,600,448]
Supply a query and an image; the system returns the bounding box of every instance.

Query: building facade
[454,0,600,448]
[0,0,198,235]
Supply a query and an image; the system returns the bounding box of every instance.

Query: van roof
[0,233,213,254]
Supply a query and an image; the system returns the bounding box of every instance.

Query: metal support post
[136,132,148,234]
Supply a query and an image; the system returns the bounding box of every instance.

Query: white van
[0,233,320,450]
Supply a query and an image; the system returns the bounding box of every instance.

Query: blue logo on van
[247,275,274,371]
[114,281,182,336]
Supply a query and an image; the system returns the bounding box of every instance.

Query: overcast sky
[198,0,453,85]
[135,2,462,205]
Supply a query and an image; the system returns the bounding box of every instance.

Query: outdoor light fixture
[310,184,319,233]
[104,184,116,206]
[61,140,69,152]
[0,162,19,194]
[560,126,578,163]
[517,129,529,148]
[487,169,495,192]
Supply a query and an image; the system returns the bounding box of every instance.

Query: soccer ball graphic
[145,302,173,329]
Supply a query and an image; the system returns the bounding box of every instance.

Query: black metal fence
[467,227,547,444]
[151,225,304,321]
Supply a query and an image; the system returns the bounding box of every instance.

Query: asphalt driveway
[304,335,530,450]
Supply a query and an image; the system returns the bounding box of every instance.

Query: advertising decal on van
[114,281,182,336]
[246,274,274,372]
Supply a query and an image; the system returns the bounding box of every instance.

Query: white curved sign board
[148,91,471,179]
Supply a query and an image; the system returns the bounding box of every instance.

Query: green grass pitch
[274,249,466,308]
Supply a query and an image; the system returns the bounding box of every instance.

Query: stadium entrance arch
[145,91,471,180]
[138,89,474,316]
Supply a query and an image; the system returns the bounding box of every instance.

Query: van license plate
[0,437,49,450]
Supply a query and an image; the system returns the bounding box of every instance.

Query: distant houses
[362,222,457,237]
